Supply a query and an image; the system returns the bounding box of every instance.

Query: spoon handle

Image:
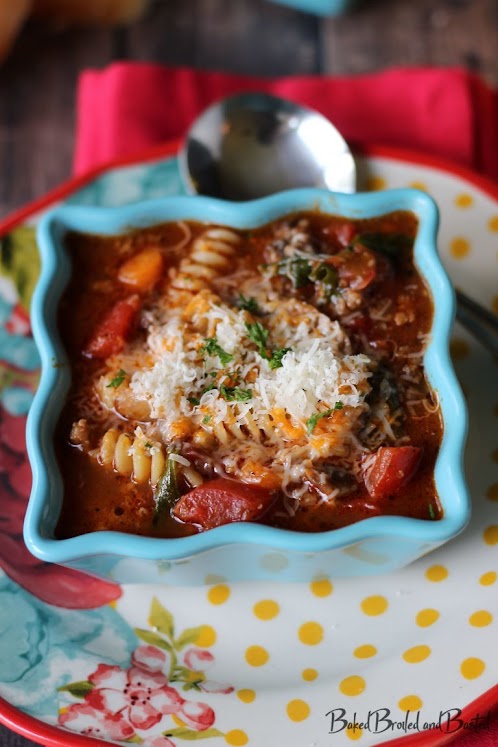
[455,289,498,357]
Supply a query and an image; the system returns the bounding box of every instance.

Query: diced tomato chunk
[338,247,377,290]
[324,221,357,247]
[83,294,141,359]
[173,478,276,530]
[364,446,423,500]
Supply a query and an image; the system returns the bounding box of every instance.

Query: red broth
[55,211,443,539]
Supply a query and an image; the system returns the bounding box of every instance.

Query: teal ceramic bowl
[24,188,470,584]
[268,0,357,16]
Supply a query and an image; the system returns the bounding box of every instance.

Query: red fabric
[74,64,498,180]
[72,63,498,747]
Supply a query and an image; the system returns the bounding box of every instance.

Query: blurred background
[0,0,496,218]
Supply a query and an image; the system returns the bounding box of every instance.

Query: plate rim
[1,140,497,747]
[1,140,498,237]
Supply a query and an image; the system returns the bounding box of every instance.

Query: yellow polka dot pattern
[302,668,318,682]
[340,675,366,696]
[360,595,388,615]
[195,625,216,647]
[449,237,471,259]
[298,621,324,645]
[225,729,249,746]
[346,725,363,741]
[245,645,269,667]
[455,193,474,208]
[403,645,431,663]
[354,644,377,659]
[207,584,230,605]
[488,215,498,232]
[468,610,493,627]
[310,578,333,597]
[461,657,485,680]
[339,674,367,698]
[409,181,428,192]
[480,571,497,586]
[286,699,310,722]
[399,695,423,712]
[483,526,498,545]
[366,176,387,191]
[416,608,440,627]
[425,565,448,582]
[253,600,280,620]
[237,689,256,703]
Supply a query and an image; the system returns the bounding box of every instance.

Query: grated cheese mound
[129,291,375,500]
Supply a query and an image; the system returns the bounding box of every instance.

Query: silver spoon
[179,92,498,356]
[178,92,356,199]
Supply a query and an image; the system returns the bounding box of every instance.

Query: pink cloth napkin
[74,64,498,179]
[73,63,498,747]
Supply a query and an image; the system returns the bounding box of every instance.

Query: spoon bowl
[179,92,356,200]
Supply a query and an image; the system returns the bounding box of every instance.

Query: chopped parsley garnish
[268,347,291,370]
[188,396,200,406]
[201,337,233,367]
[277,257,313,288]
[245,322,269,357]
[145,442,153,449]
[106,369,127,388]
[428,503,436,520]
[202,415,212,424]
[311,262,338,292]
[245,322,291,369]
[306,402,343,434]
[219,385,252,402]
[238,294,261,314]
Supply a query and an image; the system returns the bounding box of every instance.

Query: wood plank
[125,0,320,76]
[321,0,498,84]
[0,725,39,747]
[0,22,115,216]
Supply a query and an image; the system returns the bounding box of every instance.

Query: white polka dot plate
[0,143,496,747]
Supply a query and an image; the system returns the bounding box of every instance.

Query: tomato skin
[364,446,423,500]
[324,221,357,247]
[173,478,276,530]
[83,295,141,359]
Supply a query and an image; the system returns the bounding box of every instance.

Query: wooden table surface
[0,0,496,744]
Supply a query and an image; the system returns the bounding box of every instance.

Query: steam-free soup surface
[55,211,442,539]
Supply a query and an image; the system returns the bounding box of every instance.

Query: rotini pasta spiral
[97,429,166,485]
[170,227,240,293]
[94,429,204,488]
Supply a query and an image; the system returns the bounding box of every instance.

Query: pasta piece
[170,227,240,294]
[95,429,170,486]
[99,428,119,465]
[114,433,134,476]
[150,448,166,486]
[132,440,152,483]
[183,465,204,488]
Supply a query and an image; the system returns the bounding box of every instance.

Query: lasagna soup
[55,211,443,538]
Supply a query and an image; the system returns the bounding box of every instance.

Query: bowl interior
[24,188,470,565]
